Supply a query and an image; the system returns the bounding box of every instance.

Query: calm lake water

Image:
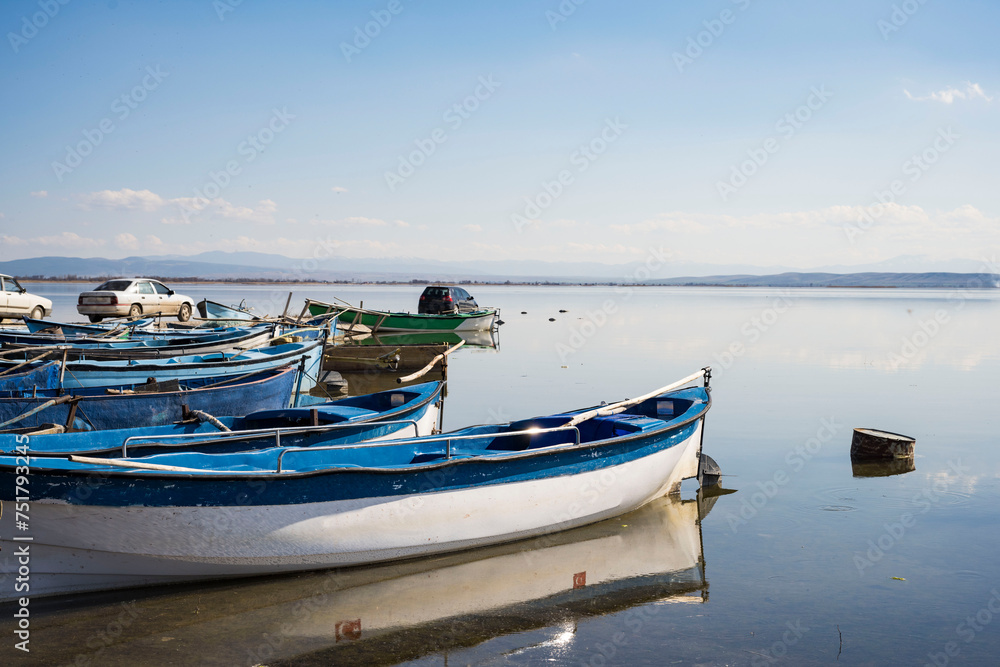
[4,282,1000,665]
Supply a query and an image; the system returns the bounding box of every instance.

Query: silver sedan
[76,278,195,322]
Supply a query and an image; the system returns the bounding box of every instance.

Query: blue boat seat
[242,405,379,428]
[578,415,665,441]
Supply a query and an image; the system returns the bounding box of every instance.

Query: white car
[76,278,195,323]
[0,274,53,321]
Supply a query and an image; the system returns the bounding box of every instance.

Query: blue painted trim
[0,386,706,508]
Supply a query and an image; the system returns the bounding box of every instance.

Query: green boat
[306,300,499,333]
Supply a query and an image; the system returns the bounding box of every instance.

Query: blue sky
[1,0,997,270]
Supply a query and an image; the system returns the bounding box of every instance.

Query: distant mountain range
[1,252,997,288]
[649,272,1000,289]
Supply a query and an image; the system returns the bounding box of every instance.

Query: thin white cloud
[115,233,139,250]
[0,234,28,246]
[550,219,580,229]
[162,198,278,225]
[331,186,349,193]
[79,188,278,224]
[34,232,106,249]
[80,188,165,211]
[394,220,410,228]
[30,190,48,198]
[311,216,388,227]
[463,224,483,232]
[605,204,1000,267]
[905,82,993,104]
[611,204,941,235]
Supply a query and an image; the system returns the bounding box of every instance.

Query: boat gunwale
[309,301,498,321]
[9,380,442,457]
[21,337,324,372]
[13,388,710,481]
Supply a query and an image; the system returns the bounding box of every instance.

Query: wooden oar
[0,344,72,358]
[0,350,56,376]
[397,341,465,384]
[565,369,708,428]
[68,455,206,473]
[0,394,77,429]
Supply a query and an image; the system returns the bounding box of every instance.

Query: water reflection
[852,458,917,478]
[4,494,712,666]
[344,328,499,350]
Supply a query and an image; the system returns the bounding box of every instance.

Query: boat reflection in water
[6,493,716,666]
[346,327,499,350]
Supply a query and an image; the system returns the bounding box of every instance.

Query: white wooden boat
[0,369,712,600]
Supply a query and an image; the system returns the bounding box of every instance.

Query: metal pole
[292,357,306,407]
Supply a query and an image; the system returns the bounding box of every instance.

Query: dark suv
[418,285,479,314]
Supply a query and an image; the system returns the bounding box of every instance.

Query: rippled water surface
[4,282,999,665]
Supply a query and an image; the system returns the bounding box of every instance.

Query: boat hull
[0,367,298,431]
[309,301,498,332]
[0,339,325,391]
[0,325,276,360]
[0,361,60,392]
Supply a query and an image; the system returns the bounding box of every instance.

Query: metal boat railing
[275,424,582,473]
[120,419,420,457]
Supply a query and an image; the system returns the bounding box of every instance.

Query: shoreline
[16,278,998,290]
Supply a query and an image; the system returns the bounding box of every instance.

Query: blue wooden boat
[0,361,60,392]
[23,315,155,335]
[22,316,238,338]
[0,370,710,599]
[0,323,278,360]
[0,380,442,455]
[0,366,299,431]
[0,336,325,391]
